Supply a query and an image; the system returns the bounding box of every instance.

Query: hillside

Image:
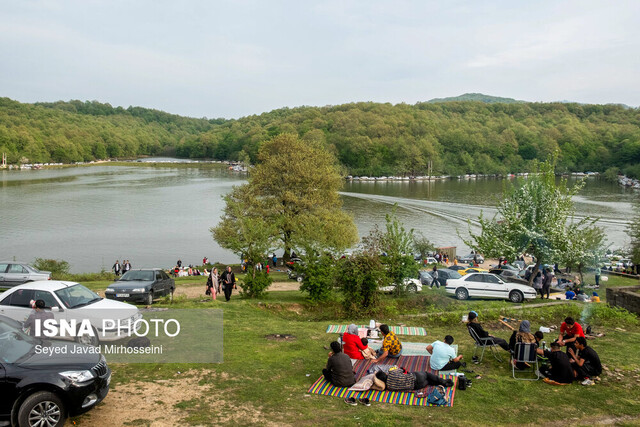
[1,97,639,178]
[427,93,525,104]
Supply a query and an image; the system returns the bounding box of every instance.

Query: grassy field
[48,272,640,426]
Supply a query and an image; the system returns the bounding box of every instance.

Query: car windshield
[120,270,154,281]
[54,284,102,309]
[0,320,37,363]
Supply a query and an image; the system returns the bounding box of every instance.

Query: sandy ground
[81,371,282,426]
[173,281,300,299]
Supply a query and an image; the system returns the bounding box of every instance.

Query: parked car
[0,315,111,426]
[379,278,422,293]
[445,273,537,303]
[418,270,434,287]
[287,267,304,282]
[447,265,466,272]
[458,267,489,276]
[0,261,51,288]
[457,253,485,264]
[417,256,438,265]
[432,268,463,287]
[105,268,175,305]
[489,268,529,285]
[0,281,142,346]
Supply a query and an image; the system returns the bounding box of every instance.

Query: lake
[1,160,636,272]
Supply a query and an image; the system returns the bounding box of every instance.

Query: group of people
[112,259,132,276]
[205,266,237,302]
[530,268,554,299]
[322,323,456,393]
[466,311,602,385]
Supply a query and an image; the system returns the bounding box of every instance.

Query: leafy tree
[247,133,358,261]
[34,258,70,279]
[336,251,387,314]
[297,252,337,302]
[363,206,419,295]
[413,232,436,260]
[211,187,277,296]
[564,225,606,284]
[464,158,592,285]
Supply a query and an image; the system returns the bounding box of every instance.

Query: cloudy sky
[2,1,639,118]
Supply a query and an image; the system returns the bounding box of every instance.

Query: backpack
[427,385,449,406]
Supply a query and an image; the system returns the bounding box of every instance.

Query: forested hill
[1,97,639,178]
[427,93,525,103]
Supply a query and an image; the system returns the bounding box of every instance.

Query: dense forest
[1,96,639,178]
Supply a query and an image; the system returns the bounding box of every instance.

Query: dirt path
[173,281,300,299]
[80,371,282,426]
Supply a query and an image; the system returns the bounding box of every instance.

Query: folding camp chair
[511,342,540,380]
[468,325,504,363]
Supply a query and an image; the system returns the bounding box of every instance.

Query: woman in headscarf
[509,320,537,369]
[342,323,367,360]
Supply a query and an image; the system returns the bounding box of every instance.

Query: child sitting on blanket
[360,338,376,360]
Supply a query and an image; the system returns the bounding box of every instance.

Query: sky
[1,0,639,119]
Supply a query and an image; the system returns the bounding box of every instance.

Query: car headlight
[132,288,146,293]
[106,288,115,293]
[60,370,95,384]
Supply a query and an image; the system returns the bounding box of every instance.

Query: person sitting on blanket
[322,341,356,387]
[536,341,574,384]
[375,367,453,392]
[371,324,402,363]
[466,311,510,354]
[342,324,366,360]
[569,336,602,385]
[558,316,585,355]
[360,338,376,360]
[427,335,464,371]
[508,320,537,370]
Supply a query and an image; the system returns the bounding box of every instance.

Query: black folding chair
[511,342,540,380]
[468,325,504,363]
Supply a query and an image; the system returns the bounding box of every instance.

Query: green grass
[67,274,640,426]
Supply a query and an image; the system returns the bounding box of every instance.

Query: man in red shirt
[558,316,585,354]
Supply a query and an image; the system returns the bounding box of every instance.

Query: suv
[105,268,175,305]
[0,315,111,426]
[0,262,51,288]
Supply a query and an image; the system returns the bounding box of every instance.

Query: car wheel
[145,292,153,305]
[509,290,524,303]
[296,276,303,283]
[407,283,418,293]
[455,288,469,300]
[18,391,66,427]
[75,326,99,346]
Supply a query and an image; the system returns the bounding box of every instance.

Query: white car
[445,273,537,303]
[0,280,142,345]
[379,278,422,293]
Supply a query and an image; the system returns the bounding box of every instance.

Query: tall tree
[464,158,593,285]
[248,133,358,260]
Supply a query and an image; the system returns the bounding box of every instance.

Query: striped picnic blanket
[326,325,427,336]
[308,355,457,407]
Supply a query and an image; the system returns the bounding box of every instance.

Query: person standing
[221,266,236,302]
[113,260,121,276]
[272,253,277,268]
[123,260,131,274]
[208,267,219,301]
[595,267,601,287]
[542,268,553,299]
[177,259,182,268]
[430,266,439,289]
[533,271,543,298]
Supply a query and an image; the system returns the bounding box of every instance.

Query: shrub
[33,258,70,278]
[337,252,387,315]
[239,271,272,298]
[299,253,337,302]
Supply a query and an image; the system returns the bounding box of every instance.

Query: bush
[299,253,337,302]
[337,252,387,315]
[239,271,272,298]
[33,258,70,278]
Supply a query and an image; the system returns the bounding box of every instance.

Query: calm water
[1,162,637,272]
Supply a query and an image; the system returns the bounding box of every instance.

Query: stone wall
[607,286,640,315]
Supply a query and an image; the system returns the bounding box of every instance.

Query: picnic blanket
[367,341,458,358]
[326,325,427,336]
[308,355,457,407]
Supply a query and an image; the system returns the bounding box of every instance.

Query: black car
[105,269,174,305]
[0,316,110,426]
[433,268,463,287]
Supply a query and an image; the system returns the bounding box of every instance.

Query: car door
[0,288,35,323]
[0,363,17,418]
[463,274,485,297]
[481,274,509,299]
[3,264,29,287]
